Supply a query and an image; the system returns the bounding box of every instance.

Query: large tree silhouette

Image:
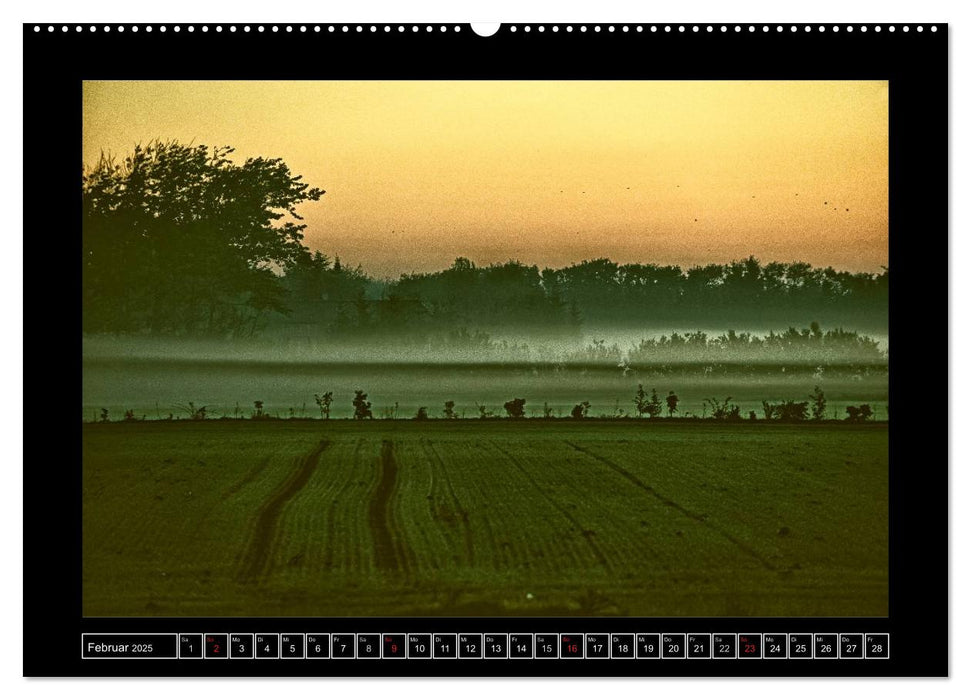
[82,141,324,335]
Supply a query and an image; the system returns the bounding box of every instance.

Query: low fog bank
[82,323,888,368]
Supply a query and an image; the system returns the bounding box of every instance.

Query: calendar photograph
[81,79,889,618]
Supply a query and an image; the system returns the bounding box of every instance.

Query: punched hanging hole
[471,23,500,37]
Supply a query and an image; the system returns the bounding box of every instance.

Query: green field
[82,420,888,617]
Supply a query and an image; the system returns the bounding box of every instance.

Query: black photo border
[23,21,947,677]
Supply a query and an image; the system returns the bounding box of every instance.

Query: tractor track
[564,440,778,572]
[223,456,271,499]
[370,440,412,573]
[236,440,329,584]
[492,441,612,572]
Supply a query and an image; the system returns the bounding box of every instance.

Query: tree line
[567,322,885,365]
[83,141,888,338]
[379,256,887,336]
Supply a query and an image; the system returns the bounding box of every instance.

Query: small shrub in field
[845,404,874,422]
[99,408,110,423]
[634,386,663,418]
[414,406,429,421]
[503,398,526,419]
[571,401,590,419]
[666,391,679,417]
[647,388,663,418]
[809,386,827,420]
[314,392,333,419]
[704,397,741,421]
[353,390,373,420]
[762,400,809,422]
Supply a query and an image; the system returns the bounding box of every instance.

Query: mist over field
[82,320,888,423]
[82,324,889,366]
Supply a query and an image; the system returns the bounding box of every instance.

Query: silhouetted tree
[666,391,679,417]
[414,406,429,421]
[647,388,663,418]
[503,398,526,419]
[809,386,827,420]
[634,384,648,416]
[253,400,265,419]
[314,392,333,419]
[633,384,663,417]
[353,390,373,420]
[82,140,324,335]
[443,400,456,419]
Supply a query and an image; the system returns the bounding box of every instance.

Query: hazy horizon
[83,80,889,278]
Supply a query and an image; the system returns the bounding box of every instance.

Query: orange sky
[83,80,889,278]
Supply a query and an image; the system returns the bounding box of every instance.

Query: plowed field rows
[82,421,887,616]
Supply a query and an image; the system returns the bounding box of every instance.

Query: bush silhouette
[704,397,741,421]
[666,391,679,417]
[809,386,827,420]
[571,401,591,419]
[762,400,809,422]
[845,404,874,422]
[503,398,526,419]
[314,392,333,419]
[353,390,373,420]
